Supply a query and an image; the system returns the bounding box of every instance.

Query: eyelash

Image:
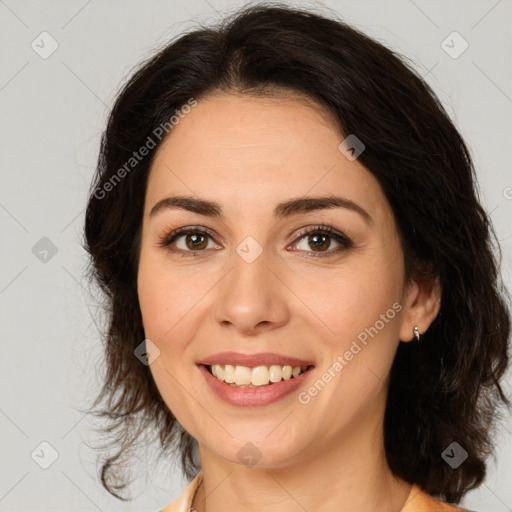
[159,223,353,258]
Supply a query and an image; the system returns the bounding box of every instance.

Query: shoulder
[401,484,479,512]
[160,472,203,512]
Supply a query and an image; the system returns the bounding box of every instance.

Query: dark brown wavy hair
[82,2,511,504]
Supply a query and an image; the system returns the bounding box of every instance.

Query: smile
[207,364,310,387]
[198,364,315,407]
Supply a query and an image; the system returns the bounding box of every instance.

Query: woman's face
[137,92,420,469]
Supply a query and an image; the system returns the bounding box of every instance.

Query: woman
[83,4,511,511]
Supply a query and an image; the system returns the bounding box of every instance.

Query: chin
[204,433,307,470]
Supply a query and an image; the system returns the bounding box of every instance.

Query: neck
[192,397,412,512]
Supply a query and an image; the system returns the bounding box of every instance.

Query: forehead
[146,93,389,223]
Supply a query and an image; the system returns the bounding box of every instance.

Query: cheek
[314,259,401,338]
[136,248,215,407]
[306,250,403,386]
[137,249,202,338]
[137,266,172,337]
[137,257,200,420]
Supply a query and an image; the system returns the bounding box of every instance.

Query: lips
[198,363,315,407]
[197,351,315,368]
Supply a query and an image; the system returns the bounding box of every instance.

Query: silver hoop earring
[413,326,421,342]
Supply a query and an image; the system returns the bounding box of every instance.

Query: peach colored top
[160,471,475,512]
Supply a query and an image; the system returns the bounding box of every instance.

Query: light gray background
[1,0,511,510]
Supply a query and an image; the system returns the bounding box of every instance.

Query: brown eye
[291,225,353,256]
[160,227,220,255]
[184,233,208,250]
[307,233,332,252]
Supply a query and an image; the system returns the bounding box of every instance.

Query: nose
[212,247,291,336]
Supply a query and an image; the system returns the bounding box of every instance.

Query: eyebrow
[149,194,373,225]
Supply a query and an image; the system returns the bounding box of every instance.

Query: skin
[137,91,441,512]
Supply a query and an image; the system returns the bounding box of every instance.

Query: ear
[398,275,442,342]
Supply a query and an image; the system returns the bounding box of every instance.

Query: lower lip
[198,364,314,407]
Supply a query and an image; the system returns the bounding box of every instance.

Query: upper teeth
[210,364,307,386]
